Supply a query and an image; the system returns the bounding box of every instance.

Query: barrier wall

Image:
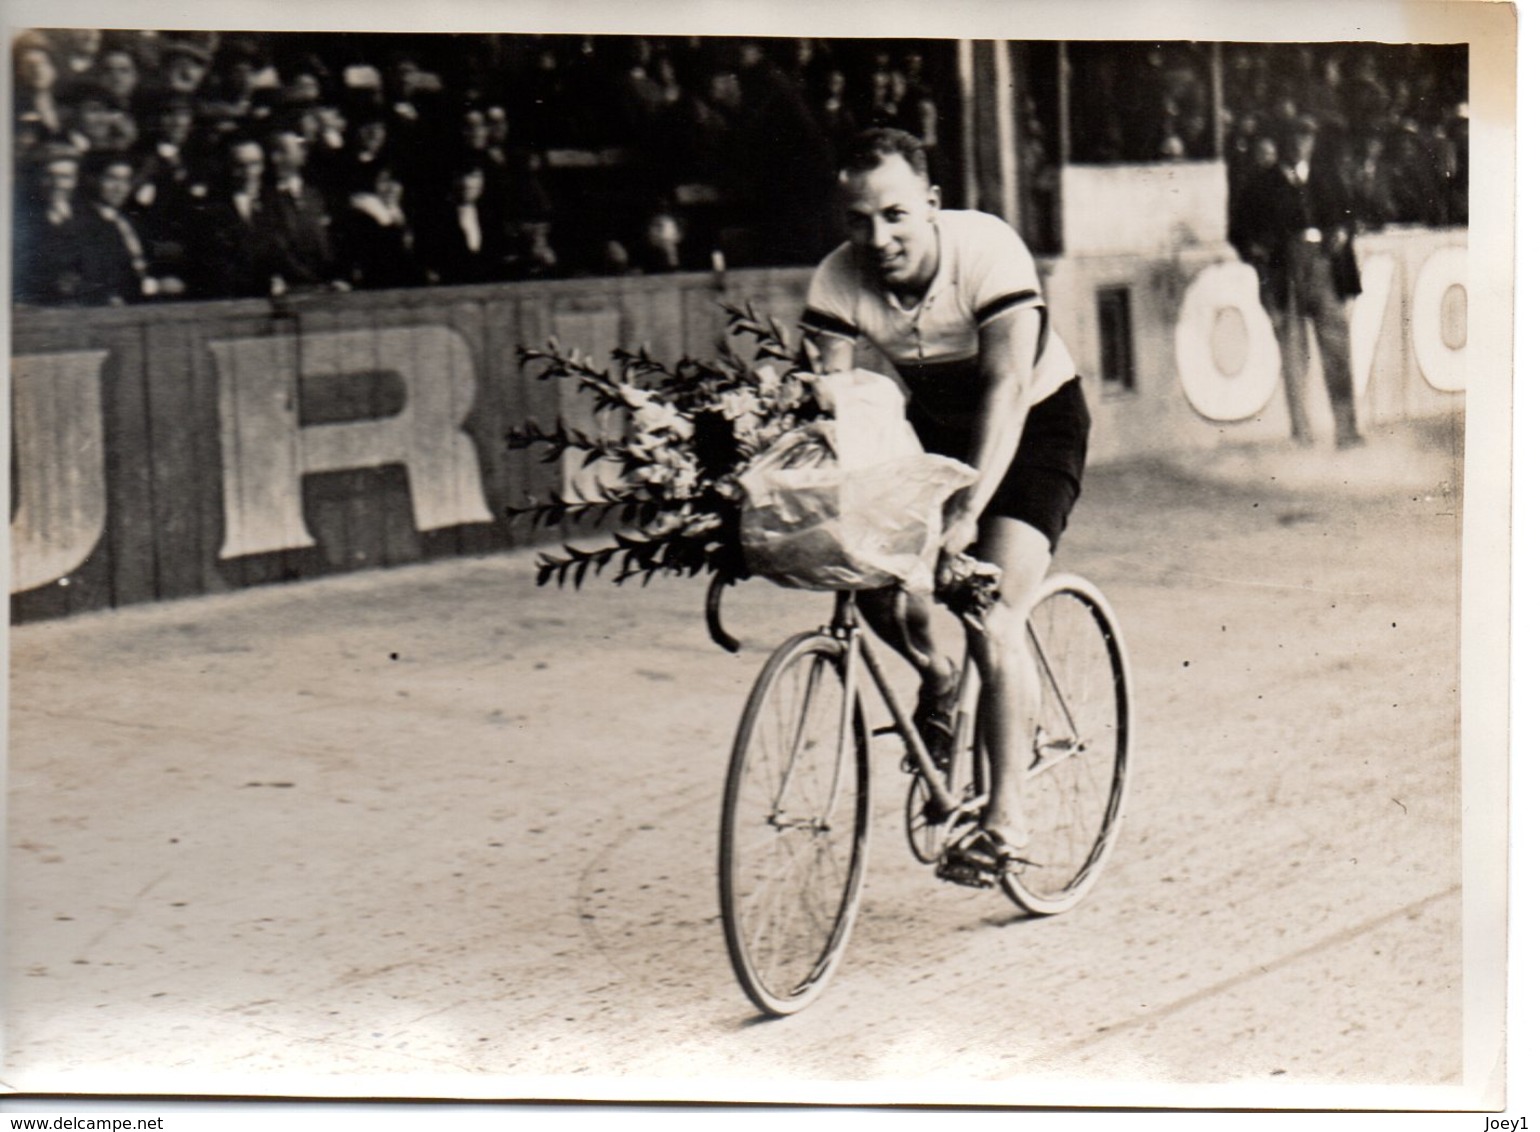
[9,227,1465,623]
[1046,225,1467,463]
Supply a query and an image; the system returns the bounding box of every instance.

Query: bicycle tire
[719,631,871,1015]
[1000,575,1132,916]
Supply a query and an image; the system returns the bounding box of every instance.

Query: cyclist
[799,127,1090,879]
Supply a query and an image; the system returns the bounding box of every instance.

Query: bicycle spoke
[721,633,869,1014]
[1003,581,1130,915]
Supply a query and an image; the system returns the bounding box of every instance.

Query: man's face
[486,106,508,145]
[43,158,79,200]
[100,51,137,98]
[18,48,57,89]
[77,100,116,145]
[358,120,387,151]
[453,169,484,204]
[268,133,306,177]
[230,142,264,191]
[97,162,133,209]
[839,151,939,292]
[461,110,489,150]
[159,106,193,146]
[168,56,208,93]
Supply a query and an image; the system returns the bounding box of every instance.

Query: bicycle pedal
[935,857,998,890]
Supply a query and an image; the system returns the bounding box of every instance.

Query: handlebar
[706,571,741,654]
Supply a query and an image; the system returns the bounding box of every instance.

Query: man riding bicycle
[799,127,1091,878]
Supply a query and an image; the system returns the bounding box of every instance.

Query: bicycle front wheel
[719,631,870,1016]
[1001,576,1132,916]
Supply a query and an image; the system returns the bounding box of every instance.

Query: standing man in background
[1233,117,1366,450]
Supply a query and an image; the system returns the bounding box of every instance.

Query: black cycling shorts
[903,374,1091,553]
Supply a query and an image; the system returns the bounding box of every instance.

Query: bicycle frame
[826,591,975,816]
[828,589,1091,810]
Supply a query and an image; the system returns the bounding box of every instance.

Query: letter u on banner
[9,350,109,593]
[1174,261,1280,422]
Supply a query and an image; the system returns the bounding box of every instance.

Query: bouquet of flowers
[506,303,826,588]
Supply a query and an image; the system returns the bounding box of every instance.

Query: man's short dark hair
[839,127,929,181]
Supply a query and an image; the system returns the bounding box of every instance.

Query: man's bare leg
[968,516,1053,850]
[854,588,957,702]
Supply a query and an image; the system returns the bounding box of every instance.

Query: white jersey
[800,209,1077,409]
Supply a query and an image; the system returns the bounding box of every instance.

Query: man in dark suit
[263,126,347,291]
[1233,118,1365,449]
[73,152,187,304]
[13,146,92,305]
[188,135,285,299]
[416,163,515,285]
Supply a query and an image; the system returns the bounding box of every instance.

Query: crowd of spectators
[1220,43,1468,235]
[11,29,947,306]
[11,30,1467,309]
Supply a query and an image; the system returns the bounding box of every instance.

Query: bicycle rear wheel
[719,631,870,1015]
[1001,576,1131,916]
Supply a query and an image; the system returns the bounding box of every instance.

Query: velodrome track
[4,420,1474,1103]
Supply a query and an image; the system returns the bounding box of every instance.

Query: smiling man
[800,127,1090,881]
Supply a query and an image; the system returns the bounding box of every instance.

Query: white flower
[715,388,760,422]
[753,363,781,397]
[633,399,694,441]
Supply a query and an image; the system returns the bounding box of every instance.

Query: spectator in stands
[53,28,103,82]
[812,66,859,159]
[1425,121,1460,228]
[127,92,201,282]
[161,40,213,98]
[199,37,267,128]
[1386,120,1440,227]
[189,135,286,298]
[866,67,904,130]
[728,41,837,264]
[73,152,187,304]
[328,110,392,211]
[94,45,142,112]
[1447,106,1469,225]
[634,206,687,273]
[335,163,426,290]
[1232,118,1364,449]
[14,37,67,158]
[417,163,515,284]
[614,37,669,136]
[63,80,138,155]
[1348,132,1397,231]
[264,126,346,290]
[13,145,93,305]
[130,92,199,210]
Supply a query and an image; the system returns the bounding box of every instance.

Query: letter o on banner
[1175,261,1280,421]
[1411,245,1467,393]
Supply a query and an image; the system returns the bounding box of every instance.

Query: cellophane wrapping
[738,370,976,594]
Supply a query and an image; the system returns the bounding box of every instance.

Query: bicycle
[706,568,1132,1017]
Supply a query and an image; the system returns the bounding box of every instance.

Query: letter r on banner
[211,325,493,560]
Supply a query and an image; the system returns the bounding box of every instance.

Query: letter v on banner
[9,350,109,593]
[1349,253,1397,399]
[211,325,493,560]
